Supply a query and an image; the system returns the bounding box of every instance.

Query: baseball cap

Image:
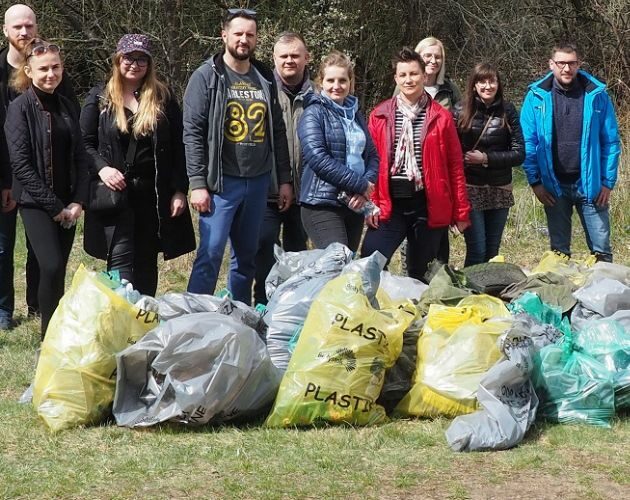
[116,34,152,57]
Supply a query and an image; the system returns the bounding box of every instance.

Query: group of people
[0,5,621,339]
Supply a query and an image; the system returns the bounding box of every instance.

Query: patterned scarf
[391,93,428,188]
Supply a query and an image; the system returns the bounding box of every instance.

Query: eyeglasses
[121,54,150,68]
[553,60,579,70]
[27,43,61,60]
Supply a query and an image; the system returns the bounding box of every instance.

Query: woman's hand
[464,150,488,165]
[348,193,367,211]
[53,208,71,223]
[66,202,83,222]
[98,166,127,191]
[364,181,375,198]
[170,191,187,217]
[366,213,379,229]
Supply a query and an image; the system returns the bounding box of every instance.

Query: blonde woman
[298,50,378,251]
[5,38,89,338]
[81,34,194,295]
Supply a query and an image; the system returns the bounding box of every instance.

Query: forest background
[1,1,629,498]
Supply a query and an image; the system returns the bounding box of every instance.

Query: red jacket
[368,97,470,228]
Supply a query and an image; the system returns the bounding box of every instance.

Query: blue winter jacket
[298,91,379,206]
[520,71,621,202]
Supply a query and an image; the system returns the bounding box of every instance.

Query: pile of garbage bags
[27,249,629,454]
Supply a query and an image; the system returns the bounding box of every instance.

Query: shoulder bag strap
[471,112,494,151]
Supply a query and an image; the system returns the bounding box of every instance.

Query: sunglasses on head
[27,43,61,60]
[226,7,257,19]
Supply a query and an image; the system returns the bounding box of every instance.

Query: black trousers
[301,204,364,253]
[20,207,75,338]
[253,203,307,305]
[361,196,446,283]
[100,184,160,296]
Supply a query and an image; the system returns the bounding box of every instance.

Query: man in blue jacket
[183,8,292,304]
[520,42,621,262]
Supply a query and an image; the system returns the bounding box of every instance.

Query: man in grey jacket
[183,8,292,305]
[253,32,313,305]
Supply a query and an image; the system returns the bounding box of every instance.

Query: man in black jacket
[0,4,79,329]
[183,9,292,305]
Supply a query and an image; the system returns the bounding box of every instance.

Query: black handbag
[87,134,137,213]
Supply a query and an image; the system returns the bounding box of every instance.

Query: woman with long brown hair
[453,63,524,266]
[5,38,89,338]
[81,34,195,295]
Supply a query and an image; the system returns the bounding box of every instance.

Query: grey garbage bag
[264,245,326,302]
[156,292,266,335]
[573,278,630,317]
[445,314,562,452]
[113,312,281,427]
[378,271,428,302]
[264,243,354,371]
[584,262,630,286]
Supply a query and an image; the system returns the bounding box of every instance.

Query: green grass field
[1,163,629,498]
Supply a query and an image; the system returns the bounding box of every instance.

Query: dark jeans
[463,208,509,267]
[20,207,75,338]
[361,197,446,283]
[301,204,364,253]
[100,185,160,296]
[0,207,39,322]
[253,203,307,305]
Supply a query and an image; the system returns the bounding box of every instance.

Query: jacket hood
[208,51,274,82]
[529,70,604,96]
[304,90,358,120]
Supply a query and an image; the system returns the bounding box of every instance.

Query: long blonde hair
[414,37,446,85]
[103,52,169,137]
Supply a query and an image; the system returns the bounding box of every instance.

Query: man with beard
[0,4,78,329]
[253,32,312,305]
[183,8,291,304]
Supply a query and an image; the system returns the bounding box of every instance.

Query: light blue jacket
[520,70,621,202]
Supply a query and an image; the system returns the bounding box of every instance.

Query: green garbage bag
[532,330,615,427]
[574,319,630,410]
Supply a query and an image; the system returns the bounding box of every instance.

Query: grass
[0,122,628,498]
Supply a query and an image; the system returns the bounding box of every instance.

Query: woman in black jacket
[453,63,525,266]
[81,34,195,295]
[5,38,89,338]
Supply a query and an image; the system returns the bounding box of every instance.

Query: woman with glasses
[297,50,378,251]
[5,38,89,338]
[453,63,524,266]
[81,34,195,296]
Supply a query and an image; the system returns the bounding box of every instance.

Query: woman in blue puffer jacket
[297,50,379,252]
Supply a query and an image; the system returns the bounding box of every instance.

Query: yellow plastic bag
[265,272,416,427]
[395,295,510,418]
[32,265,158,432]
[531,251,595,286]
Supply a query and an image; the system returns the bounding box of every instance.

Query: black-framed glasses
[27,43,61,60]
[121,54,150,68]
[553,60,579,70]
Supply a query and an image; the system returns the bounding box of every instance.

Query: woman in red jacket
[360,47,470,282]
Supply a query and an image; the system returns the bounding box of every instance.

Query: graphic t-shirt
[222,65,272,177]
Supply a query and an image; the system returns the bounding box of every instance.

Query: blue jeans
[544,182,612,261]
[463,208,509,267]
[187,173,271,305]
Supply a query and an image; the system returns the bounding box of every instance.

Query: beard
[8,35,32,51]
[227,43,253,61]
